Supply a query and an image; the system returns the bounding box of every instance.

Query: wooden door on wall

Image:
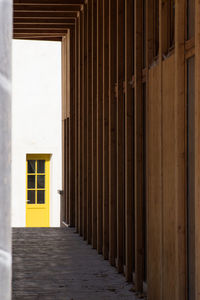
[26,154,50,227]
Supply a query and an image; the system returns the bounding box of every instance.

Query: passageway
[12,228,136,300]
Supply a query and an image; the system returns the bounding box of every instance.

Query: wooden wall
[62,0,198,299]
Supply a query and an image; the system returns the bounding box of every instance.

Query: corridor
[12,228,136,300]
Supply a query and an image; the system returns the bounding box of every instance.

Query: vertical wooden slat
[195,0,200,299]
[134,0,144,292]
[97,0,103,254]
[174,1,187,299]
[80,7,85,237]
[125,0,134,282]
[109,0,117,266]
[77,13,81,234]
[87,0,92,245]
[75,19,79,230]
[69,29,75,227]
[83,3,88,240]
[92,0,97,250]
[102,0,109,260]
[116,0,125,274]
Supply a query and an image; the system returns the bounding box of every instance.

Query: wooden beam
[14,11,77,17]
[14,0,84,5]
[14,24,74,29]
[109,0,117,267]
[14,29,68,33]
[125,0,134,283]
[14,4,80,11]
[14,33,65,36]
[96,0,103,255]
[14,36,62,41]
[14,18,75,23]
[102,0,109,260]
[116,0,125,274]
[87,0,92,245]
[91,0,97,250]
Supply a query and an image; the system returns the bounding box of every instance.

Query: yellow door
[26,154,50,227]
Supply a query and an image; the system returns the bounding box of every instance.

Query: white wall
[12,40,62,227]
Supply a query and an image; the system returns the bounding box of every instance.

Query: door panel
[26,154,50,227]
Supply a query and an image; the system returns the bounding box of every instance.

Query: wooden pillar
[134,0,144,292]
[174,1,187,299]
[195,0,200,298]
[97,0,103,254]
[69,29,76,227]
[80,7,84,236]
[78,11,82,234]
[92,0,97,250]
[75,18,79,231]
[125,0,134,282]
[116,0,125,273]
[83,3,88,240]
[109,0,117,266]
[102,0,109,260]
[87,0,92,245]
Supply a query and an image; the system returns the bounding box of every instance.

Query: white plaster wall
[12,40,62,227]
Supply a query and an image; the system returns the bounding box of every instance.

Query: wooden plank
[14,4,80,11]
[125,0,134,282]
[96,0,103,254]
[195,0,200,299]
[87,0,92,245]
[14,37,63,41]
[14,29,68,33]
[14,24,74,29]
[77,12,81,234]
[14,18,75,23]
[83,3,88,241]
[174,1,187,299]
[80,8,84,236]
[14,0,84,4]
[102,0,109,260]
[116,0,125,274]
[74,18,78,230]
[147,64,162,300]
[14,11,77,17]
[91,0,97,250]
[134,0,144,292]
[109,0,117,266]
[162,55,176,300]
[69,29,76,227]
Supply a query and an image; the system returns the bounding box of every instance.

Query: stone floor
[12,228,137,300]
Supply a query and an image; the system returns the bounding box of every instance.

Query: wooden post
[91,0,97,250]
[97,0,103,254]
[87,0,92,245]
[109,0,117,266]
[125,0,134,282]
[116,0,125,274]
[102,0,109,260]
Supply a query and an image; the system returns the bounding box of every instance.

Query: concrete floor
[12,228,137,300]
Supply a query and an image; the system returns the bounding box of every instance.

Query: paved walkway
[12,228,137,300]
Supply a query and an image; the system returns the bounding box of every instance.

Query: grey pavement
[12,228,137,300]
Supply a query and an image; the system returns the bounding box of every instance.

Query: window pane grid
[27,159,46,205]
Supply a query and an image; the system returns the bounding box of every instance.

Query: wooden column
[125,0,134,282]
[102,0,109,260]
[116,0,125,273]
[134,0,144,292]
[174,1,186,299]
[69,28,76,227]
[87,0,92,245]
[92,0,97,250]
[83,3,88,240]
[109,0,117,266]
[80,7,84,236]
[75,18,79,230]
[96,0,103,254]
[195,0,200,298]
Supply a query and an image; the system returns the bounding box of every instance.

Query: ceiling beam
[13,4,80,11]
[14,18,75,23]
[14,37,62,41]
[14,23,74,29]
[14,29,68,33]
[14,11,77,17]
[14,0,84,5]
